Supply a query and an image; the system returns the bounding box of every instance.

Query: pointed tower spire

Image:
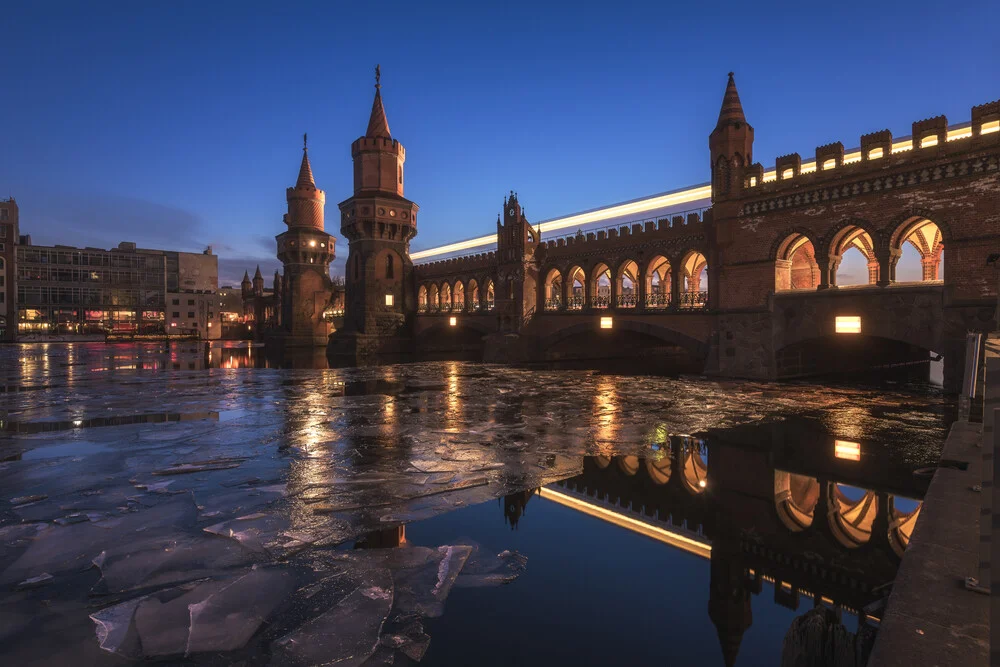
[254,265,263,280]
[366,64,391,138]
[716,72,747,128]
[296,132,315,188]
[242,270,251,284]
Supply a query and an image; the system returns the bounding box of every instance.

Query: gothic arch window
[385,254,394,279]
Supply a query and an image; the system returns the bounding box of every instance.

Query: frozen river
[0,342,952,665]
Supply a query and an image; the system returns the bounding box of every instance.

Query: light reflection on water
[0,343,950,666]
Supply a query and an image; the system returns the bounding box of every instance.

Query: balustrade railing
[678,290,708,309]
[616,294,637,308]
[645,293,671,309]
[591,295,611,309]
[486,300,495,311]
[566,296,585,310]
[544,298,562,311]
[418,304,428,313]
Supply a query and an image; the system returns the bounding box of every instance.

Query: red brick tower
[495,192,539,331]
[330,66,418,362]
[709,72,754,204]
[274,134,336,346]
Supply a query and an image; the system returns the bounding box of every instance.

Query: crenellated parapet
[740,101,1000,201]
[414,251,497,281]
[540,209,709,261]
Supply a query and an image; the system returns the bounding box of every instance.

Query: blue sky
[2,1,997,286]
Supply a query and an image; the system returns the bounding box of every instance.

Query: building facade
[0,198,19,342]
[12,236,220,340]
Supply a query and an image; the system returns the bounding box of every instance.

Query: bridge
[316,72,999,388]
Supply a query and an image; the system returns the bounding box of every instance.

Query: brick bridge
[326,73,999,390]
[401,78,999,389]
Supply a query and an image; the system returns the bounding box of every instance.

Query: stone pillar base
[482,332,535,364]
[326,331,412,367]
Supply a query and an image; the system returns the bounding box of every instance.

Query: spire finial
[375,64,381,89]
[303,132,308,151]
[728,71,734,79]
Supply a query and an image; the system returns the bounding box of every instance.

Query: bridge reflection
[501,424,928,667]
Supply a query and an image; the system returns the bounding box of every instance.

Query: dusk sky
[3,0,998,286]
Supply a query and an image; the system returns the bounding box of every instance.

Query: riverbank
[868,419,988,666]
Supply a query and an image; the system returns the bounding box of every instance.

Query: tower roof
[241,270,251,284]
[253,265,263,281]
[366,65,391,138]
[296,133,315,188]
[716,72,747,128]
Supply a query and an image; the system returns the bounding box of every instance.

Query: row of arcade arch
[418,278,496,312]
[774,215,944,291]
[541,250,709,312]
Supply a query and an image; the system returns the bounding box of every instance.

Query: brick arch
[415,317,494,339]
[819,218,881,260]
[538,319,708,357]
[770,227,822,261]
[886,208,954,247]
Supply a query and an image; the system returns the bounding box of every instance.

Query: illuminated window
[920,135,938,148]
[749,176,757,187]
[822,158,836,170]
[868,147,883,160]
[835,316,861,334]
[385,293,394,307]
[449,316,457,326]
[835,440,861,461]
[600,317,613,329]
[309,240,317,247]
[781,168,794,180]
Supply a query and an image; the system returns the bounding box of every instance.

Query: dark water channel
[0,342,952,666]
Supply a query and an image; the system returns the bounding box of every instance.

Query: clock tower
[328,67,418,363]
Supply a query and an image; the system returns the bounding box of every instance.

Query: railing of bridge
[677,290,708,309]
[590,295,611,309]
[616,294,638,308]
[645,293,671,309]
[566,296,584,310]
[544,298,561,311]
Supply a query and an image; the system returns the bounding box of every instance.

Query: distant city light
[835,316,861,334]
[835,440,861,461]
[600,317,613,329]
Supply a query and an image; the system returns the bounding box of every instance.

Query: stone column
[671,263,682,308]
[637,265,648,312]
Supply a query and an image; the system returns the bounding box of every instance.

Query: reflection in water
[0,346,947,667]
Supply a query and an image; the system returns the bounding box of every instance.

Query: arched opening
[428,284,439,311]
[645,456,672,485]
[617,260,639,308]
[468,279,480,311]
[829,483,878,548]
[681,438,708,494]
[890,217,944,283]
[484,279,495,311]
[776,334,937,381]
[680,251,708,309]
[418,285,428,312]
[594,456,611,469]
[888,495,922,557]
[830,225,877,286]
[453,281,465,311]
[591,263,611,309]
[566,266,585,310]
[617,456,640,476]
[774,471,820,531]
[775,233,820,291]
[440,283,452,311]
[385,254,394,279]
[544,268,563,310]
[645,256,671,309]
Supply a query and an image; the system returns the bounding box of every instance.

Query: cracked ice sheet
[272,567,394,667]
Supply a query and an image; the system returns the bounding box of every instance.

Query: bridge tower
[709,72,754,205]
[328,67,418,363]
[494,192,539,332]
[273,134,336,347]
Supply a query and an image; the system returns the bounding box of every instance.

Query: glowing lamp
[835,439,861,461]
[600,317,613,329]
[449,316,457,326]
[385,294,394,306]
[309,240,317,247]
[835,316,861,334]
[698,479,707,488]
[170,322,177,328]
